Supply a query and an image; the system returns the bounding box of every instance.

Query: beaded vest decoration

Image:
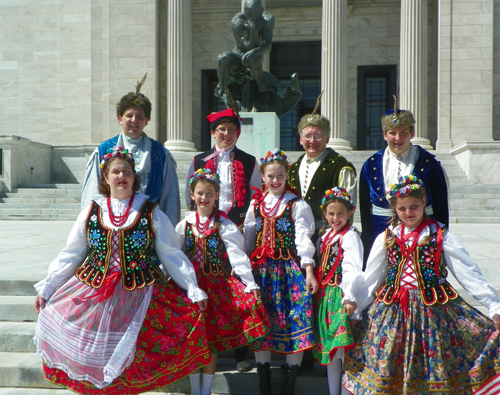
[318,237,344,287]
[253,198,298,260]
[376,226,458,306]
[184,223,226,276]
[75,200,163,291]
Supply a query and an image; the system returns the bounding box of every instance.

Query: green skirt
[312,285,355,365]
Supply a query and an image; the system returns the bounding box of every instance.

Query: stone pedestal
[450,141,500,184]
[237,112,280,160]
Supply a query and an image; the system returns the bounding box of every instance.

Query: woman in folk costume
[312,187,363,395]
[176,168,270,395]
[34,147,211,395]
[244,149,318,395]
[343,176,500,395]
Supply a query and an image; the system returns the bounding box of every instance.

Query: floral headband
[189,168,221,186]
[320,187,355,210]
[259,148,289,167]
[386,175,425,200]
[100,146,135,169]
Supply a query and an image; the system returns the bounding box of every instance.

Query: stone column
[164,0,196,151]
[322,0,352,151]
[400,0,432,149]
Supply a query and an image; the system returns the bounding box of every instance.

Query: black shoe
[280,364,300,395]
[256,362,272,395]
[235,346,252,373]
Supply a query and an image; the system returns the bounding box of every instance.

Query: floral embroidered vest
[184,223,226,276]
[376,226,458,306]
[75,200,163,291]
[254,198,298,260]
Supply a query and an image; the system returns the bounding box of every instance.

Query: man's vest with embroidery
[376,227,458,306]
[184,224,226,276]
[254,198,298,260]
[75,200,163,291]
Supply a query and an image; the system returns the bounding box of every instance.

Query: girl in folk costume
[343,175,500,395]
[244,149,318,395]
[313,187,363,395]
[33,147,211,395]
[176,168,270,395]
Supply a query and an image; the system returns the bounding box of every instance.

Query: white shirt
[184,146,261,212]
[243,192,316,267]
[382,144,418,193]
[175,211,259,292]
[298,148,357,205]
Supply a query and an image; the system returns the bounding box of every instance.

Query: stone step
[0,191,82,199]
[0,280,37,296]
[0,197,81,204]
[0,208,79,215]
[17,184,81,189]
[0,322,37,353]
[449,204,500,211]
[448,210,500,217]
[450,216,500,224]
[449,193,499,200]
[0,203,80,209]
[0,214,79,221]
[0,295,39,323]
[0,353,327,394]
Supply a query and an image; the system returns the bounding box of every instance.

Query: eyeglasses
[301,134,326,142]
[215,127,238,135]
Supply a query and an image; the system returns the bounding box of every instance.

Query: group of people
[33,81,500,395]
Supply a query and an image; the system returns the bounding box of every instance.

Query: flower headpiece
[100,146,135,169]
[386,175,425,200]
[259,148,289,167]
[189,168,221,186]
[320,187,355,210]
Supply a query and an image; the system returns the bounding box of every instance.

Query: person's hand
[304,266,319,295]
[343,301,357,316]
[197,299,208,311]
[252,289,261,300]
[493,314,500,332]
[349,318,361,329]
[35,294,46,314]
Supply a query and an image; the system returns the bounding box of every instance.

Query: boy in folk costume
[359,99,449,264]
[185,108,262,372]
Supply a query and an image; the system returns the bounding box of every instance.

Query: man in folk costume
[359,100,449,266]
[185,108,261,227]
[184,108,261,373]
[81,74,180,225]
[288,97,357,241]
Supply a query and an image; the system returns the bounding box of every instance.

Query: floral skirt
[312,285,355,365]
[42,280,211,395]
[197,271,270,353]
[343,290,500,394]
[250,257,315,354]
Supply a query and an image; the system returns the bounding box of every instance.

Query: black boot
[235,346,252,372]
[280,364,300,395]
[256,362,272,395]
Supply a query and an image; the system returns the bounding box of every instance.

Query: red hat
[207,109,241,136]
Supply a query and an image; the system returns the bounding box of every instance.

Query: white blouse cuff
[350,310,363,321]
[34,280,55,301]
[300,257,315,268]
[489,301,500,319]
[186,285,208,303]
[342,293,357,305]
[243,281,260,293]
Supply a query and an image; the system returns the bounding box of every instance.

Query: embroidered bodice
[253,197,298,260]
[376,227,458,306]
[75,200,163,291]
[184,223,226,276]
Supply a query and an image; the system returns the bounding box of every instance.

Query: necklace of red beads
[107,194,135,227]
[261,192,285,218]
[196,210,215,234]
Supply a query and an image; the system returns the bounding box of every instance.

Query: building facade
[0,0,499,188]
